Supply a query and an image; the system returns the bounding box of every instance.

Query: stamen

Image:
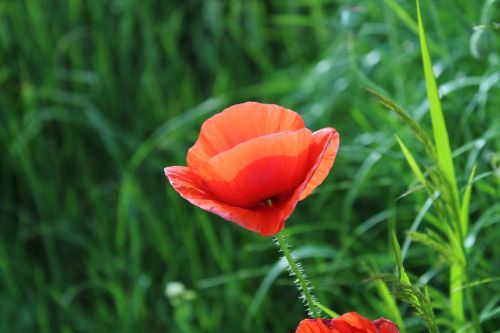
[265,198,273,206]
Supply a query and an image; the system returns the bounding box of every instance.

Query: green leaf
[391,230,411,285]
[415,0,458,203]
[313,301,340,318]
[384,0,445,56]
[453,277,500,292]
[383,0,419,34]
[395,135,427,186]
[460,165,477,237]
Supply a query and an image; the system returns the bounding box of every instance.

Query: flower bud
[470,28,496,60]
[340,6,366,32]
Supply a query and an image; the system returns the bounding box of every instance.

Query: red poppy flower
[296,312,399,333]
[164,102,339,236]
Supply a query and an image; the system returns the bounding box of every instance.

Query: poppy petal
[197,128,312,208]
[333,312,377,333]
[300,128,339,200]
[372,319,399,333]
[165,166,305,235]
[295,319,340,333]
[187,102,305,171]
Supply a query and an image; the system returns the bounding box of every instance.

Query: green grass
[1,0,499,332]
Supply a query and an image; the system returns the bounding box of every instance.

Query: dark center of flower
[258,193,292,209]
[321,319,335,328]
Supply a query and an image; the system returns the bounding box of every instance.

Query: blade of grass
[395,135,427,186]
[383,0,446,56]
[391,230,440,333]
[416,0,467,327]
[313,301,340,318]
[391,230,411,286]
[415,0,457,200]
[460,165,477,237]
[461,164,482,332]
[383,0,419,34]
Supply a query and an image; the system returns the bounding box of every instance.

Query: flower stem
[275,232,320,318]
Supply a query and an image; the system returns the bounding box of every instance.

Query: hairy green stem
[275,232,320,318]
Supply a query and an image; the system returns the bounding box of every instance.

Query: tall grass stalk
[415,0,469,328]
[391,231,439,333]
[366,2,485,330]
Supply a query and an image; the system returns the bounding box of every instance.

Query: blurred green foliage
[0,0,499,332]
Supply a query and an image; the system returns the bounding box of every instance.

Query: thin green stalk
[464,275,483,333]
[450,264,465,324]
[415,0,467,327]
[275,232,320,318]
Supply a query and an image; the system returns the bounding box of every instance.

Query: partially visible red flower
[165,102,339,236]
[296,312,399,333]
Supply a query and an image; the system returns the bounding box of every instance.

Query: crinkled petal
[197,129,312,207]
[333,312,377,333]
[295,319,340,333]
[372,318,399,333]
[165,166,305,235]
[300,128,339,200]
[187,102,305,171]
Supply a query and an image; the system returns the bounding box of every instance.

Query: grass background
[1,0,499,332]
